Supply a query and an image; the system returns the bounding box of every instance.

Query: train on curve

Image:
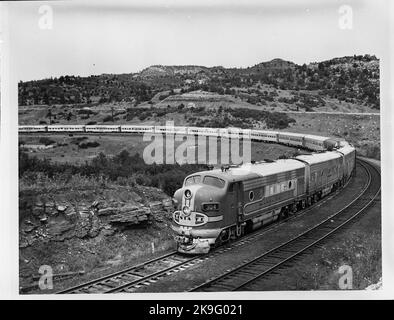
[171,134,356,254]
[19,124,338,151]
[18,125,356,254]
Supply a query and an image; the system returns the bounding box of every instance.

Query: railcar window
[203,176,225,188]
[184,175,201,186]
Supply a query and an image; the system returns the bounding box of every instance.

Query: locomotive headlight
[184,189,192,199]
[182,205,191,216]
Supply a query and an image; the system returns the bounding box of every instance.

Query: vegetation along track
[190,159,380,292]
[57,160,370,294]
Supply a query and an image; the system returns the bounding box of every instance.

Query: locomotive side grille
[243,177,265,191]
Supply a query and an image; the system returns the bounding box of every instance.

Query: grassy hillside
[18,54,379,111]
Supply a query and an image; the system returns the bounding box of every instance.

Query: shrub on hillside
[38,137,55,145]
[78,141,100,149]
[19,149,206,196]
[102,115,113,122]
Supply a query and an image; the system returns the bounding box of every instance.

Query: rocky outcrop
[109,206,151,226]
[19,185,174,248]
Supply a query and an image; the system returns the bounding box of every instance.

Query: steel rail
[56,160,364,294]
[190,159,380,292]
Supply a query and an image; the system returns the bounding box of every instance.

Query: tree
[47,108,52,124]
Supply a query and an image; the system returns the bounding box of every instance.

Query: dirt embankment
[19,177,175,292]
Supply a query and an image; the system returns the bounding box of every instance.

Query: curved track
[189,159,380,292]
[57,160,370,294]
[23,125,367,294]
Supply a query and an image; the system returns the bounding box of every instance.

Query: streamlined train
[19,125,338,151]
[171,139,356,254]
[18,124,355,254]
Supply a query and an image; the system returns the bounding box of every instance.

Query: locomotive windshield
[203,176,226,189]
[184,175,201,186]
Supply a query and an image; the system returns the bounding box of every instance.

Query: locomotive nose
[176,184,223,214]
[173,184,207,214]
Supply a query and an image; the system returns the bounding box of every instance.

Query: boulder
[47,219,74,237]
[97,207,118,216]
[119,204,139,212]
[150,201,163,213]
[130,191,142,202]
[35,201,44,208]
[65,207,77,220]
[101,225,116,236]
[39,214,48,224]
[57,205,67,213]
[32,206,44,217]
[19,238,29,248]
[88,217,102,238]
[90,200,101,209]
[23,225,36,233]
[79,209,91,219]
[110,207,151,226]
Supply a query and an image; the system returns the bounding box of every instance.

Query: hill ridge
[18,54,379,110]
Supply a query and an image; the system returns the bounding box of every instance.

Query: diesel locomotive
[171,139,356,254]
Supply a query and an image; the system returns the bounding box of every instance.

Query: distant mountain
[18,54,379,109]
[245,58,297,72]
[139,65,209,78]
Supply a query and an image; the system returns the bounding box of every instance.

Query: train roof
[253,130,279,134]
[121,124,154,127]
[303,134,331,142]
[49,124,85,127]
[85,125,120,127]
[20,125,46,127]
[296,151,341,164]
[278,131,305,137]
[193,159,305,183]
[336,142,355,154]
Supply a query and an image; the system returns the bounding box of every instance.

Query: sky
[5,0,390,82]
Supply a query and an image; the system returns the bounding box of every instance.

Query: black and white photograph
[0,0,393,302]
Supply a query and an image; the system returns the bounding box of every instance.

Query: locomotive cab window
[203,176,225,189]
[184,175,201,186]
[249,191,254,201]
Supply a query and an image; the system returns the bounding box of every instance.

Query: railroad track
[190,159,380,292]
[57,161,367,294]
